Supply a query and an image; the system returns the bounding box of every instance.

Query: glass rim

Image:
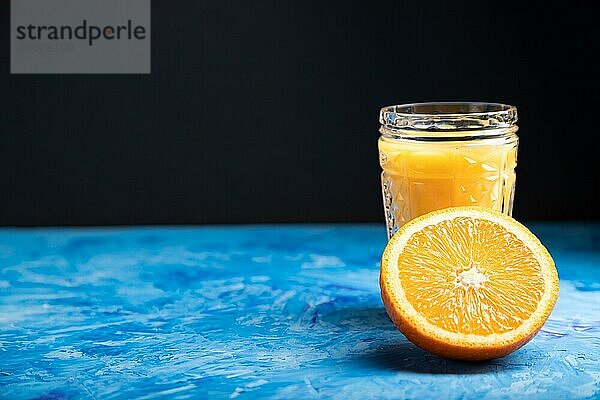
[380,102,518,133]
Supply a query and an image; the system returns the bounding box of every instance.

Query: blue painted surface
[0,224,598,399]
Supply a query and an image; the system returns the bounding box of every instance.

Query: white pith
[455,265,488,289]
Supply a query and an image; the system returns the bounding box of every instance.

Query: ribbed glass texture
[379,102,519,239]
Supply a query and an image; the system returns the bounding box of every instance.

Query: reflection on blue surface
[0,224,599,399]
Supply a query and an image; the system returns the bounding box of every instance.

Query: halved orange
[380,206,559,360]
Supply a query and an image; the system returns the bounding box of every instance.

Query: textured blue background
[0,224,599,399]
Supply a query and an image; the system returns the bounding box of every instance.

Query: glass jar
[379,102,519,238]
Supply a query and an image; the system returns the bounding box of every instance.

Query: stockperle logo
[11,0,150,74]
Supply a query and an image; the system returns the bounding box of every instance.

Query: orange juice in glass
[379,102,518,238]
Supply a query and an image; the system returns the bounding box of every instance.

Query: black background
[1,1,598,226]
